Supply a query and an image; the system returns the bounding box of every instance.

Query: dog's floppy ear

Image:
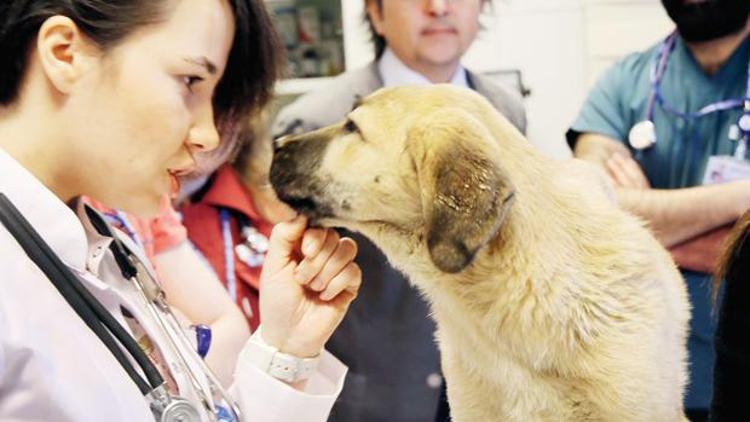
[408,108,516,273]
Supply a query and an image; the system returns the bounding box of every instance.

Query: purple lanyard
[102,210,144,251]
[646,31,750,139]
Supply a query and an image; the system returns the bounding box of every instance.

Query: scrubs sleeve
[567,60,633,149]
[229,349,347,421]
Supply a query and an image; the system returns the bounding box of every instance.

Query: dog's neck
[342,151,663,355]
[353,171,651,338]
[349,209,534,313]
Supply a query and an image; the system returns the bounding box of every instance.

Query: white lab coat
[0,147,346,421]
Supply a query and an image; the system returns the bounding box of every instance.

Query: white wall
[583,0,674,85]
[341,0,673,159]
[464,0,587,159]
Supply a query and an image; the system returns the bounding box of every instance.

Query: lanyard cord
[103,210,144,251]
[649,31,750,122]
[0,193,164,395]
[646,32,678,121]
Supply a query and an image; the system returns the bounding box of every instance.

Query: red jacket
[179,165,274,331]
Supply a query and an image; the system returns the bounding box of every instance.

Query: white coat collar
[0,146,89,272]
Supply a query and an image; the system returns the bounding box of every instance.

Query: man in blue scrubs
[567,1,750,420]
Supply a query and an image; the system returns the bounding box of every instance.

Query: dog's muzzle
[269,133,333,220]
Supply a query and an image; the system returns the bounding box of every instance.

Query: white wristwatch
[242,326,321,384]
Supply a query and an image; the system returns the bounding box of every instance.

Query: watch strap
[242,327,321,383]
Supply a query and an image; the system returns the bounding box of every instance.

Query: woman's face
[65,0,235,216]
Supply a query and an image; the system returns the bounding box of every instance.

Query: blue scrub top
[569,33,750,410]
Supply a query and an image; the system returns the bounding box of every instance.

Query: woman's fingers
[319,261,362,302]
[266,223,360,300]
[263,215,307,275]
[294,228,340,285]
[301,227,328,257]
[309,237,358,292]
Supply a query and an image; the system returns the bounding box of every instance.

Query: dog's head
[270,85,517,273]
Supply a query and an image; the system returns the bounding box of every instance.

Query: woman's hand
[259,215,361,357]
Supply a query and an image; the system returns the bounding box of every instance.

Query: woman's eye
[343,119,358,133]
[182,75,204,92]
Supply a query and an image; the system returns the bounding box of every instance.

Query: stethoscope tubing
[0,195,164,395]
[110,209,243,421]
[0,195,241,421]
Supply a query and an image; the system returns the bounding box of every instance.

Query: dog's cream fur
[270,85,690,421]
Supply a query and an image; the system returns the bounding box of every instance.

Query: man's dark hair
[365,0,387,59]
[364,0,490,59]
[0,0,283,125]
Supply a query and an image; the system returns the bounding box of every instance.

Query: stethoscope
[629,31,750,160]
[103,210,213,358]
[101,208,243,422]
[0,195,242,422]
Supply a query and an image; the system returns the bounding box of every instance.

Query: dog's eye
[343,119,359,133]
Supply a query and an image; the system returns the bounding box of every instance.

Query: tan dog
[270,85,690,421]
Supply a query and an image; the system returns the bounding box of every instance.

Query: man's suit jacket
[272,62,527,422]
[273,62,527,138]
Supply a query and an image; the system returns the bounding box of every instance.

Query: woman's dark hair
[364,0,491,59]
[714,210,750,299]
[0,0,283,125]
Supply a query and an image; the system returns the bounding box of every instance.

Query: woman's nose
[188,104,221,153]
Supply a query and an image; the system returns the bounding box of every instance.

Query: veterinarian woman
[0,1,361,421]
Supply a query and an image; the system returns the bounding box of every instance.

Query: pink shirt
[84,195,187,277]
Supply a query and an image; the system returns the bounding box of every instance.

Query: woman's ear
[36,16,99,95]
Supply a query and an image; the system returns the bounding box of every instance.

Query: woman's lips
[167,166,195,198]
[169,173,181,199]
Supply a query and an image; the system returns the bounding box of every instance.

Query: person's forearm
[615,180,750,247]
[154,242,251,386]
[205,307,251,386]
[668,225,732,273]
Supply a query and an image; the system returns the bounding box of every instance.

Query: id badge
[702,155,750,185]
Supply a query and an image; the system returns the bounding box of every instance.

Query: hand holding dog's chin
[258,216,361,358]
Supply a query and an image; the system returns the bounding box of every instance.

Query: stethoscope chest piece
[628,120,657,150]
[149,385,201,422]
[738,112,750,132]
